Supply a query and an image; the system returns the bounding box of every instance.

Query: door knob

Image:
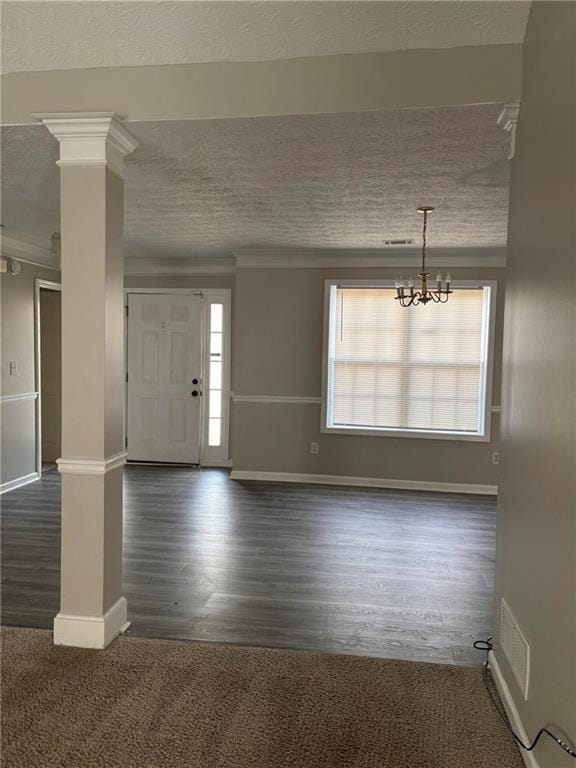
[191,390,199,397]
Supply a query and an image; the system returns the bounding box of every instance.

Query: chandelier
[394,207,452,306]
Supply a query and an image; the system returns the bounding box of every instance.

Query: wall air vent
[384,239,413,246]
[500,598,531,699]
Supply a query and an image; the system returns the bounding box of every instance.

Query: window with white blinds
[324,283,494,439]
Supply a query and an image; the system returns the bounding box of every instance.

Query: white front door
[127,293,202,463]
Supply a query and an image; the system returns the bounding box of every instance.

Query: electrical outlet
[310,442,319,455]
[9,361,16,376]
[492,451,500,465]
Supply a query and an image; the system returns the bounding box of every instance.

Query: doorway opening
[35,280,62,476]
[124,289,231,467]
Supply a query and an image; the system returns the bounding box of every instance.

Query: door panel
[127,294,202,463]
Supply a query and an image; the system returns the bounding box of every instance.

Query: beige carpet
[1,627,522,768]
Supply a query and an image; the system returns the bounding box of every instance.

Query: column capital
[34,112,138,178]
[497,102,520,160]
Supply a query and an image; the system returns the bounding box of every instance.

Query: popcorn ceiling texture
[2,1,529,74]
[1,105,510,260]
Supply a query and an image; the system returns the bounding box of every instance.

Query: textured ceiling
[1,105,510,259]
[2,1,529,74]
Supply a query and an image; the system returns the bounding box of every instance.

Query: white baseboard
[53,596,130,649]
[489,650,540,768]
[230,470,497,495]
[0,471,40,495]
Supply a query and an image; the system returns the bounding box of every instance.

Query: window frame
[321,279,497,442]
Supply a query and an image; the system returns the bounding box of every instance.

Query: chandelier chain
[421,209,428,273]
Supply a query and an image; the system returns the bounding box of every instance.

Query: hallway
[1,466,494,665]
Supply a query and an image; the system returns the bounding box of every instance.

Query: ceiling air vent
[384,239,413,246]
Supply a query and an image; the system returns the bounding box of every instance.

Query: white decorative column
[497,102,521,160]
[37,113,138,648]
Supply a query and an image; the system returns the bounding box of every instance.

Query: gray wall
[232,266,505,487]
[125,274,235,291]
[493,4,576,767]
[1,261,60,487]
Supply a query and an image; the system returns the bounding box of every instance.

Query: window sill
[321,424,491,442]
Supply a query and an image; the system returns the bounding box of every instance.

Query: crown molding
[125,247,507,275]
[124,256,236,275]
[234,247,507,269]
[0,234,59,270]
[3,246,506,277]
[34,112,139,178]
[497,102,520,160]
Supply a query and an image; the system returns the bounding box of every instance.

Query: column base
[53,596,130,649]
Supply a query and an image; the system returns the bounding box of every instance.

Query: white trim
[36,112,138,179]
[0,472,40,495]
[488,651,540,768]
[201,289,232,467]
[230,470,497,496]
[36,279,62,291]
[200,459,233,468]
[8,256,60,271]
[57,451,127,476]
[53,596,130,649]
[321,279,498,443]
[0,391,38,403]
[35,279,62,478]
[232,394,322,405]
[123,287,232,468]
[125,257,235,275]
[235,247,507,270]
[320,424,491,443]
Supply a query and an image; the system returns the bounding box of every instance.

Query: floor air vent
[500,598,531,699]
[384,239,413,246]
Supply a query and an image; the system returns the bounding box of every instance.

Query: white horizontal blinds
[330,286,488,433]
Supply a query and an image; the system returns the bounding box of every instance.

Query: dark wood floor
[1,466,495,665]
